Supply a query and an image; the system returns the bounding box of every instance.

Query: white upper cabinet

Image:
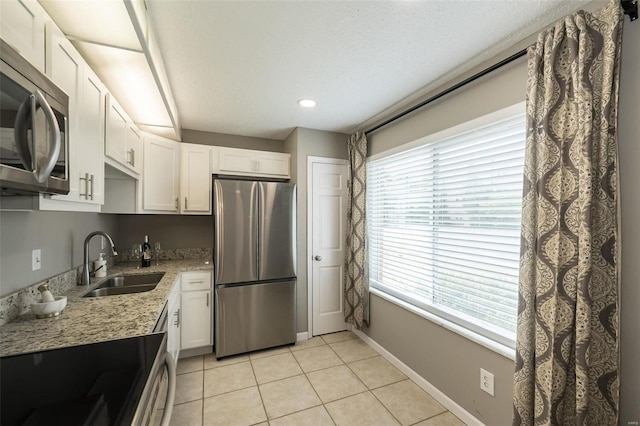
[180,143,211,215]
[38,22,105,211]
[0,0,47,71]
[126,125,143,175]
[215,147,290,178]
[142,133,180,213]
[75,66,106,205]
[105,94,142,177]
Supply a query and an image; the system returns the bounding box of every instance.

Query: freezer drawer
[215,280,296,358]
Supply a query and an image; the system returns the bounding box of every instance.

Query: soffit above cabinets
[39,0,181,141]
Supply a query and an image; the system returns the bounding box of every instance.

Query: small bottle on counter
[38,284,55,303]
[141,235,152,268]
[94,253,107,277]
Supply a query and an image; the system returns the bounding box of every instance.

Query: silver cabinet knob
[314,255,322,261]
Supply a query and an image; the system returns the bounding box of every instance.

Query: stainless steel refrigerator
[213,179,296,358]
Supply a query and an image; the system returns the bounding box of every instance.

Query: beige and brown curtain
[513,2,624,425]
[345,131,369,328]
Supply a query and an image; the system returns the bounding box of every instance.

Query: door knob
[314,255,322,261]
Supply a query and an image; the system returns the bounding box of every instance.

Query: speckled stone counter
[0,259,212,357]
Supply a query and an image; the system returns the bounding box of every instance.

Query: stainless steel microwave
[0,39,69,195]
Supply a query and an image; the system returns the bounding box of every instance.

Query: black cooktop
[0,333,164,426]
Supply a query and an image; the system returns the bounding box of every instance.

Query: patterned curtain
[513,2,624,425]
[345,131,369,328]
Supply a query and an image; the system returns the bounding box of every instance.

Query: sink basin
[83,272,165,297]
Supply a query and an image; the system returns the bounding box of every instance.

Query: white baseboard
[297,331,309,341]
[352,329,484,426]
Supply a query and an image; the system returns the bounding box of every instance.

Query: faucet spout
[81,231,117,285]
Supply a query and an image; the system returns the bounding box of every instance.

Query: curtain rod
[365,0,637,136]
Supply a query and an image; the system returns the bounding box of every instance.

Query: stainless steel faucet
[81,231,117,285]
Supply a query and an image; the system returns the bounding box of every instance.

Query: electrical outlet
[32,249,41,271]
[480,368,494,396]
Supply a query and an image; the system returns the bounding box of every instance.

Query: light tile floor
[171,331,466,426]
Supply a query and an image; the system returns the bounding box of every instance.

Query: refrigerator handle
[253,181,260,278]
[214,180,223,284]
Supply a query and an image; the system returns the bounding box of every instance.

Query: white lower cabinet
[167,282,181,364]
[180,271,212,350]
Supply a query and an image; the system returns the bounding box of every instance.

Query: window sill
[369,286,516,361]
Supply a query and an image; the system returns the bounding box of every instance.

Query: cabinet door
[218,147,255,174]
[181,144,211,214]
[181,290,212,350]
[77,67,106,205]
[143,134,180,212]
[256,152,290,178]
[167,287,181,365]
[105,95,129,169]
[127,125,143,175]
[44,23,82,202]
[0,0,46,71]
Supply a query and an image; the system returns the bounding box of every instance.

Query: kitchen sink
[83,272,165,297]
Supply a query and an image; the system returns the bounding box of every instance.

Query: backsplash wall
[114,214,213,252]
[0,211,118,296]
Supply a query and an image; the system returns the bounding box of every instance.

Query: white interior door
[310,158,349,336]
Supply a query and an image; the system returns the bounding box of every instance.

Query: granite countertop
[0,259,213,357]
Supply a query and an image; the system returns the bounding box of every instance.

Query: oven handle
[159,351,176,426]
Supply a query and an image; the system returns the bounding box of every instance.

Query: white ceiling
[146,0,593,140]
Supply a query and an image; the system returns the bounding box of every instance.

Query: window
[367,107,525,348]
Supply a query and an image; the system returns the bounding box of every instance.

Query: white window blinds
[367,113,526,348]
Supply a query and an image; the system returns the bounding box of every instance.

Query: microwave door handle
[13,94,35,172]
[159,351,176,426]
[32,89,61,183]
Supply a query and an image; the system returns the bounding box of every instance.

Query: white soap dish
[31,296,67,319]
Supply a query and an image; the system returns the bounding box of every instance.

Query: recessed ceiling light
[297,98,316,108]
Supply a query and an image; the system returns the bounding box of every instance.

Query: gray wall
[366,53,525,426]
[364,17,640,426]
[0,211,118,296]
[285,127,349,333]
[618,18,640,425]
[114,215,213,252]
[182,129,284,152]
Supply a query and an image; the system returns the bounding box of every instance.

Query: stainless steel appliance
[0,39,69,195]
[0,332,176,426]
[214,178,296,358]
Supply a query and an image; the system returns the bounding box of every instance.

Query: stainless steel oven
[135,302,177,426]
[0,39,69,195]
[1,326,177,425]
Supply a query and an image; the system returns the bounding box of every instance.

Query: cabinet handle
[131,149,135,167]
[207,293,209,307]
[80,172,92,199]
[188,280,205,284]
[174,309,180,327]
[175,197,179,211]
[185,197,188,210]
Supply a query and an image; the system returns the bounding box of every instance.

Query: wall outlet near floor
[32,249,41,271]
[480,368,495,396]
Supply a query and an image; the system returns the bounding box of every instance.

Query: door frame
[307,156,350,337]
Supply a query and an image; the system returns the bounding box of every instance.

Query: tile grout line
[249,349,271,423]
[176,332,459,425]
